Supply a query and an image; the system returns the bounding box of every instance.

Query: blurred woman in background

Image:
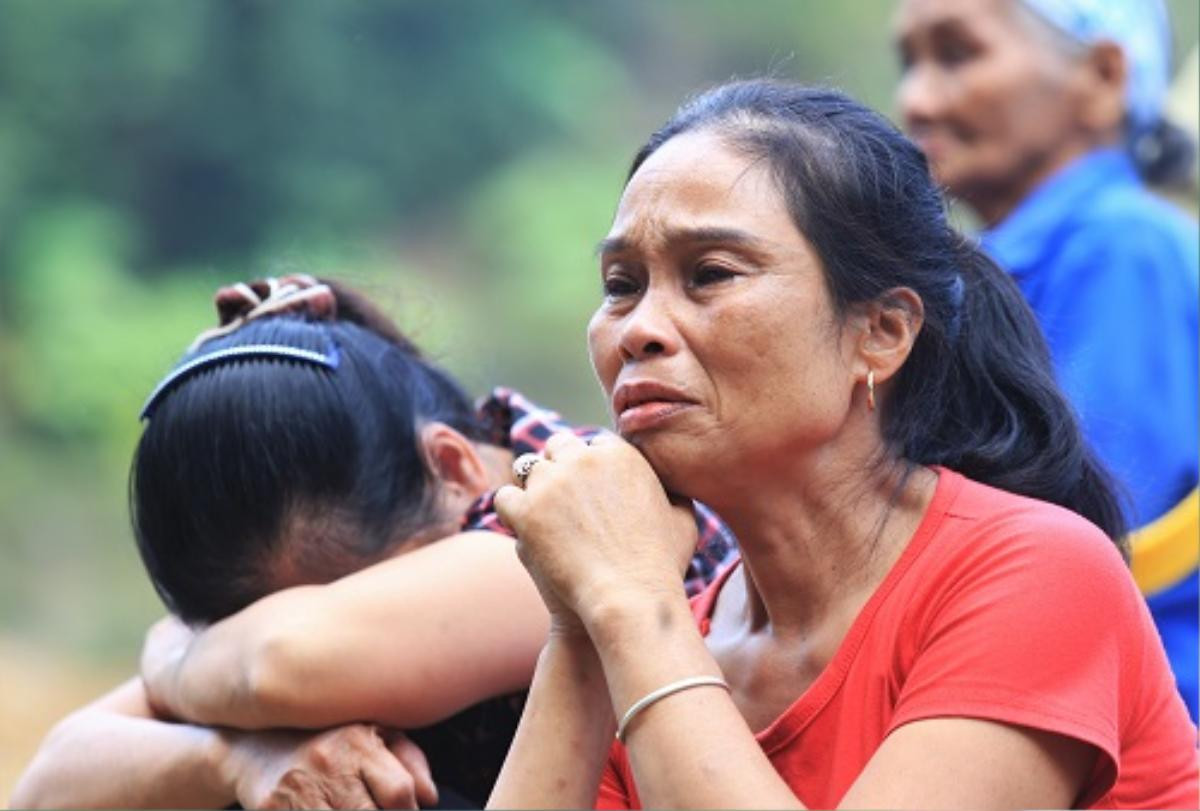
[895,0,1199,720]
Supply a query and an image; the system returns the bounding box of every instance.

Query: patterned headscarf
[1018,0,1171,129]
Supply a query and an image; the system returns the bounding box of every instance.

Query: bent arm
[12,678,438,809]
[588,592,802,808]
[487,634,616,809]
[584,590,1095,809]
[840,717,1094,809]
[10,678,236,809]
[145,531,550,730]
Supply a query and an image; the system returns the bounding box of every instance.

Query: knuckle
[494,485,514,509]
[393,777,417,808]
[333,775,373,807]
[263,783,299,810]
[279,768,308,790]
[495,486,525,522]
[307,744,333,770]
[343,724,372,748]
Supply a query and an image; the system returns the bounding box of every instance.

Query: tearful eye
[934,37,976,67]
[602,275,640,298]
[692,264,736,287]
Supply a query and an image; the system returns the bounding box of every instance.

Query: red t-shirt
[597,469,1199,809]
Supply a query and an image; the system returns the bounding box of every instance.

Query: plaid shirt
[461,387,738,597]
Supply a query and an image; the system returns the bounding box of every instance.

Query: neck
[476,443,516,489]
[702,442,938,637]
[968,135,1116,227]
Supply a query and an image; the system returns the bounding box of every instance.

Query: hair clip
[140,343,340,421]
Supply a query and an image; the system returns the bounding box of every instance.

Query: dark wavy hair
[630,80,1127,550]
[131,283,488,623]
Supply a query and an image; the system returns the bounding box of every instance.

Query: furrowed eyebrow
[595,236,629,257]
[670,226,761,247]
[596,226,765,258]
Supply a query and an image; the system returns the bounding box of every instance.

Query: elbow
[236,623,322,729]
[10,769,65,810]
[9,768,47,809]
[11,719,81,808]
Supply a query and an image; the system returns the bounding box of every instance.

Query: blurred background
[0,1,1195,796]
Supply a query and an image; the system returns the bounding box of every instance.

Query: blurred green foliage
[0,0,1195,665]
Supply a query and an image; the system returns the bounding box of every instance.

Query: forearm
[488,634,615,809]
[10,679,235,809]
[146,615,268,726]
[150,533,548,730]
[588,593,801,809]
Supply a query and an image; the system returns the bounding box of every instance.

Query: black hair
[1128,117,1197,188]
[631,80,1127,550]
[131,288,488,624]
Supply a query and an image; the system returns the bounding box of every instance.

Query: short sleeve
[888,508,1139,794]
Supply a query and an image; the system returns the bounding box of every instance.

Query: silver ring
[512,452,543,488]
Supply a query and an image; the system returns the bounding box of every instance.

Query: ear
[1076,40,1127,136]
[850,287,925,388]
[419,422,491,503]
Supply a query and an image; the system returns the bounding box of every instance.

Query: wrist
[143,673,184,721]
[582,585,693,655]
[208,727,243,799]
[542,628,600,665]
[546,609,590,641]
[583,590,722,719]
[142,650,190,721]
[537,633,616,734]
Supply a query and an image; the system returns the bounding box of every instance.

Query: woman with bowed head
[894,0,1199,719]
[12,276,735,809]
[488,81,1198,809]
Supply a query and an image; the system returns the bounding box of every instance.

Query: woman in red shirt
[489,80,1198,809]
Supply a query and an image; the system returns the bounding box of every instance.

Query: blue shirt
[982,147,1199,722]
[982,148,1198,528]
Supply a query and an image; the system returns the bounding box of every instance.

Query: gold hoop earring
[866,370,876,412]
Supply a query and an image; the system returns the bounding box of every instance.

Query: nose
[897,62,941,130]
[617,287,682,363]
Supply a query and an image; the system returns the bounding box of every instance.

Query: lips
[909,127,949,159]
[908,123,971,165]
[611,380,698,433]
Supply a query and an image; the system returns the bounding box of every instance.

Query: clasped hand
[139,617,437,809]
[494,432,699,633]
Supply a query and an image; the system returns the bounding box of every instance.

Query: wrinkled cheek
[934,135,994,190]
[586,317,619,396]
[722,311,803,376]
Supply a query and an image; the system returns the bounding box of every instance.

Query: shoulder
[423,529,519,560]
[1083,182,1196,233]
[1060,185,1198,282]
[925,473,1133,603]
[891,473,1194,808]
